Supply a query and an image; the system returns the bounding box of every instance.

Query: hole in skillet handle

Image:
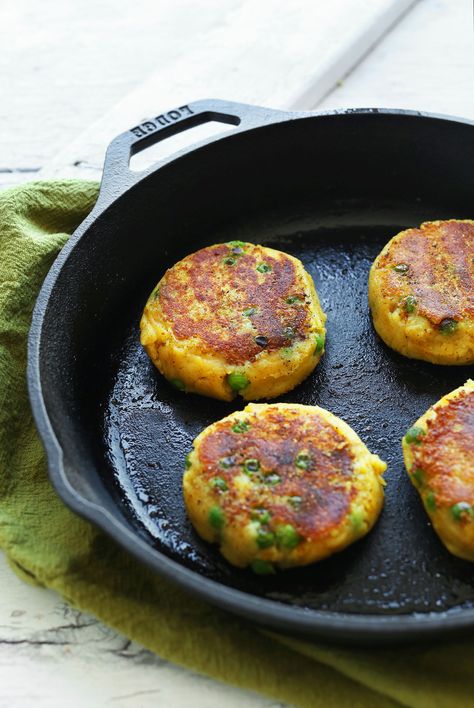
[129,109,241,172]
[96,100,287,212]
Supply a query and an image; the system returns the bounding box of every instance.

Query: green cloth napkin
[1,180,474,708]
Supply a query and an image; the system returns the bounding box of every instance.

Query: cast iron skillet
[28,99,474,644]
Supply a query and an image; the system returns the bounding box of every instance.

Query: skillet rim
[27,104,474,643]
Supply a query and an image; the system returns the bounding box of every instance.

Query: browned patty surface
[156,243,310,365]
[376,220,474,325]
[197,406,357,540]
[411,388,474,506]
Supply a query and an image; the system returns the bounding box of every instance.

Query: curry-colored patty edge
[403,379,474,561]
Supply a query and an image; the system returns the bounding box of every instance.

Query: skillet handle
[95,99,288,210]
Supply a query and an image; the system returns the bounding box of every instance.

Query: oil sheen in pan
[101,202,474,616]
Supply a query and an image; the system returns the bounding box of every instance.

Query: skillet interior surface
[33,110,474,640]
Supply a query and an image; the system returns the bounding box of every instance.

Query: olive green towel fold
[1,181,473,708]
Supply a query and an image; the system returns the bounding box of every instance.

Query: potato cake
[403,379,474,561]
[183,403,386,572]
[368,220,474,365]
[140,242,326,401]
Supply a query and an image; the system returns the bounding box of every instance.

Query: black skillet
[28,99,474,644]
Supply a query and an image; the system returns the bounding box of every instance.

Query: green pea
[425,492,437,513]
[210,477,228,492]
[170,378,185,391]
[392,263,409,274]
[251,559,275,575]
[219,457,235,469]
[451,502,474,521]
[256,263,272,273]
[440,318,458,335]
[232,420,250,434]
[404,426,425,444]
[275,524,301,549]
[242,307,256,317]
[184,452,192,470]
[411,468,425,487]
[208,506,225,530]
[264,473,281,486]
[223,256,237,266]
[244,458,260,475]
[227,372,250,392]
[404,295,417,314]
[288,496,302,509]
[295,452,311,470]
[251,508,271,524]
[228,240,247,248]
[314,332,325,354]
[256,529,275,549]
[286,295,302,305]
[349,507,365,533]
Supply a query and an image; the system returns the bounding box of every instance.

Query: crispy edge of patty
[183,403,386,570]
[368,220,474,365]
[403,379,474,561]
[140,244,326,400]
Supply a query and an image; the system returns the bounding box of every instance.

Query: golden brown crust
[184,403,386,569]
[376,220,474,326]
[153,243,310,365]
[410,387,474,507]
[403,380,474,561]
[197,406,357,541]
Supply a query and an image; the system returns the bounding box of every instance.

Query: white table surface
[1,1,473,706]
